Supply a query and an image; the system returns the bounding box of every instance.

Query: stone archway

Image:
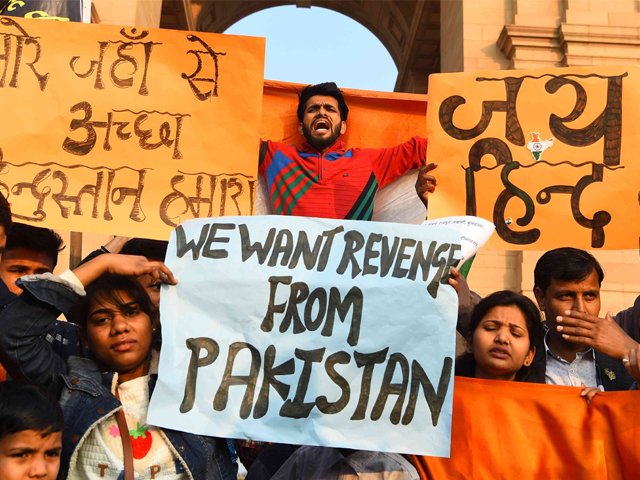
[160,0,441,93]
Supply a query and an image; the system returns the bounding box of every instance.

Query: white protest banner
[149,215,461,457]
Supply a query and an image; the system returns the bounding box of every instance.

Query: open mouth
[313,119,331,133]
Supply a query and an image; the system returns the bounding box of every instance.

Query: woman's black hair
[0,382,63,438]
[68,274,160,347]
[456,290,543,382]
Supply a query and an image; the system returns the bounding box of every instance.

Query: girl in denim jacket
[0,254,236,480]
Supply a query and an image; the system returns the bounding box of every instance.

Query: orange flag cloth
[409,377,640,480]
[261,80,427,146]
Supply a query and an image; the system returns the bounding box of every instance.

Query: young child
[0,253,236,479]
[0,382,63,480]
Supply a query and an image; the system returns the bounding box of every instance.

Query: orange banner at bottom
[410,377,640,479]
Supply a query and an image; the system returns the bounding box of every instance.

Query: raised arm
[72,253,176,287]
[415,163,438,215]
[0,254,176,386]
[368,136,428,188]
[0,275,79,385]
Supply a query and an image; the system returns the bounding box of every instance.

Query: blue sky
[225,6,397,92]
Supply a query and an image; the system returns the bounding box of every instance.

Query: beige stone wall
[92,0,162,28]
[440,0,463,73]
[460,0,512,71]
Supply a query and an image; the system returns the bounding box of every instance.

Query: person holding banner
[455,290,542,382]
[553,291,640,364]
[622,345,640,384]
[250,81,437,472]
[259,82,435,220]
[0,254,237,480]
[531,248,634,391]
[81,237,169,310]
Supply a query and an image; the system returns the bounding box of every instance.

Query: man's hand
[580,384,601,405]
[623,345,640,383]
[448,267,480,337]
[415,163,438,210]
[448,267,471,308]
[556,310,638,360]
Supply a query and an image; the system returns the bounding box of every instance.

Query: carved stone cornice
[559,23,640,65]
[497,24,562,69]
[560,24,640,46]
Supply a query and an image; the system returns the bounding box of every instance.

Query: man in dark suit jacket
[530,247,633,390]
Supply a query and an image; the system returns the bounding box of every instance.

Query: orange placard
[427,66,640,250]
[410,377,640,479]
[0,16,264,239]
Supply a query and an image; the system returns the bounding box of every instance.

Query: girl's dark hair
[0,382,63,437]
[69,274,159,334]
[120,238,168,262]
[456,290,542,382]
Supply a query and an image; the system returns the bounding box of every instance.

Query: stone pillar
[458,0,512,71]
[440,0,463,73]
[92,0,163,28]
[496,0,563,70]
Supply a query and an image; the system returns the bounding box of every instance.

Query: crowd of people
[0,82,638,479]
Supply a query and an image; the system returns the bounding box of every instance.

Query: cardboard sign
[0,15,264,238]
[427,65,640,250]
[149,215,461,456]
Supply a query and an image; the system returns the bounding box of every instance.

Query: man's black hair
[297,82,349,122]
[534,247,604,293]
[5,222,65,268]
[0,192,12,234]
[0,382,63,438]
[121,238,168,262]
